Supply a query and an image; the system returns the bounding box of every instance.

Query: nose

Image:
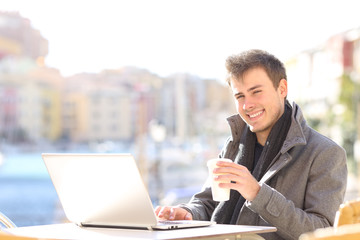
[242,98,255,112]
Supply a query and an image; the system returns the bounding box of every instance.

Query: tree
[338,73,360,174]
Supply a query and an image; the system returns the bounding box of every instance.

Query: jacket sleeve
[178,185,217,220]
[245,143,348,240]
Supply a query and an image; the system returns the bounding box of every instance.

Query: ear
[278,79,288,98]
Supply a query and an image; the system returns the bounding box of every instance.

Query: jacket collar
[226,101,308,184]
[280,101,307,153]
[226,101,307,151]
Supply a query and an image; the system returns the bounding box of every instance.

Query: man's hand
[154,206,193,220]
[214,160,260,201]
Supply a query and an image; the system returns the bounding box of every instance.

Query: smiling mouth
[248,110,264,119]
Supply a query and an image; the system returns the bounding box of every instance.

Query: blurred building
[0,11,48,60]
[0,11,247,150]
[286,26,360,155]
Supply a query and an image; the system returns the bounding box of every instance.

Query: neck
[256,133,268,146]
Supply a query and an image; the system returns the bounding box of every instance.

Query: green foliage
[338,73,360,174]
[339,74,360,123]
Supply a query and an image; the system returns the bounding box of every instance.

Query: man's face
[230,67,287,145]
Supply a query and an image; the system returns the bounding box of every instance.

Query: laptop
[41,153,214,230]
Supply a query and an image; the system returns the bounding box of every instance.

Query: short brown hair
[225,49,287,88]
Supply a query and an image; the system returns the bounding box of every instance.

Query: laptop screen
[42,153,158,228]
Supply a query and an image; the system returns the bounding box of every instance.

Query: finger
[184,212,193,220]
[215,172,247,185]
[216,161,247,170]
[214,165,248,175]
[216,161,233,167]
[154,206,161,215]
[157,207,170,218]
[169,207,175,220]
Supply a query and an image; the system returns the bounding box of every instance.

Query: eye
[235,94,244,100]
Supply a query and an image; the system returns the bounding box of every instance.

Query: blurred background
[0,0,360,227]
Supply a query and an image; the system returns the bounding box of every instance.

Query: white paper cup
[207,158,232,201]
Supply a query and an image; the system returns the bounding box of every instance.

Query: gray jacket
[180,102,347,240]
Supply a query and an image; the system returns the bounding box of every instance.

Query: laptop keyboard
[158,220,191,225]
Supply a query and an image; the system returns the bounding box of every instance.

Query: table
[6,223,276,240]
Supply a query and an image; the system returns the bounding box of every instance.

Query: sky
[0,0,359,80]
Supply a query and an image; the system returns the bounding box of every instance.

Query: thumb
[184,212,192,220]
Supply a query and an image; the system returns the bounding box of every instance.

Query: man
[155,49,347,240]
